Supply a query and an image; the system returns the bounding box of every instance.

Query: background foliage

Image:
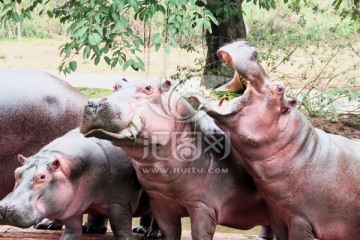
[0,0,359,119]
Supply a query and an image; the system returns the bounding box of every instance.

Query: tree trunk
[15,2,21,41]
[202,0,247,91]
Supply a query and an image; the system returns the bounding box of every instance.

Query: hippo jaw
[84,115,144,141]
[217,41,268,92]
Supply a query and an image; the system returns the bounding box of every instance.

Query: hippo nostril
[0,206,6,217]
[277,85,283,92]
[7,205,15,212]
[87,99,101,108]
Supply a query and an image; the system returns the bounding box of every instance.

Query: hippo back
[0,68,87,199]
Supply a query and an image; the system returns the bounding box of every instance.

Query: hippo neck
[240,109,319,185]
[131,117,228,194]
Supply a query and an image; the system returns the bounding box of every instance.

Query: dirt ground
[0,226,257,240]
[310,114,360,139]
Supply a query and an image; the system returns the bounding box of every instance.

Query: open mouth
[83,115,144,141]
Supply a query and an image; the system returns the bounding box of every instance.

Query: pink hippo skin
[79,78,274,240]
[0,129,161,240]
[194,41,360,240]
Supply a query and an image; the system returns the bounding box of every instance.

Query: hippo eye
[276,85,283,93]
[144,85,153,94]
[40,174,46,180]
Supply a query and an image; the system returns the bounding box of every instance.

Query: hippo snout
[84,98,110,116]
[86,98,107,108]
[0,204,15,224]
[0,205,6,223]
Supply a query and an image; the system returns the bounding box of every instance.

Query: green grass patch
[211,90,242,100]
[76,87,112,98]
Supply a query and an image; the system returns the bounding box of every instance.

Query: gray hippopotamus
[79,78,274,240]
[0,129,161,240]
[0,69,112,233]
[0,69,87,199]
[193,41,360,240]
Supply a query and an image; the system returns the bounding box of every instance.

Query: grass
[0,38,204,78]
[76,87,113,98]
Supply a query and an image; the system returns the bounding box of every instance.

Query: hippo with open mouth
[193,41,360,240]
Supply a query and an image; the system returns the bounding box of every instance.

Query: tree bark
[203,0,247,90]
[15,2,21,41]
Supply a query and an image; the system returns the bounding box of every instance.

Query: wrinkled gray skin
[195,41,360,240]
[79,78,274,240]
[0,69,87,199]
[0,69,112,232]
[0,130,158,240]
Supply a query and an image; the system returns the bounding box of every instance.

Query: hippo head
[216,41,268,92]
[194,41,297,147]
[0,153,74,227]
[80,79,197,154]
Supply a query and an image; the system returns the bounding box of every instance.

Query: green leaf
[65,47,71,58]
[111,58,119,68]
[12,12,20,22]
[73,27,88,38]
[94,56,100,65]
[115,20,124,31]
[47,10,53,18]
[83,46,91,59]
[152,33,162,44]
[123,60,132,70]
[104,56,111,65]
[88,32,101,45]
[69,61,77,71]
[164,43,170,53]
[92,24,103,35]
[168,36,178,47]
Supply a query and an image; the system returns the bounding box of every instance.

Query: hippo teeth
[125,116,144,140]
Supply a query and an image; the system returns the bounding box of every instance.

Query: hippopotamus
[0,69,87,199]
[0,69,149,234]
[193,41,360,239]
[0,129,161,240]
[79,78,274,240]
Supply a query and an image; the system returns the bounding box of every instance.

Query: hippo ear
[17,154,27,165]
[51,159,60,171]
[281,97,298,113]
[161,80,172,92]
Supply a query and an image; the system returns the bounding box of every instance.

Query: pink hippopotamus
[79,77,274,239]
[0,129,161,240]
[193,41,360,240]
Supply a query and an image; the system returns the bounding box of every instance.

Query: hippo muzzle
[81,98,127,134]
[80,97,144,141]
[0,200,40,228]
